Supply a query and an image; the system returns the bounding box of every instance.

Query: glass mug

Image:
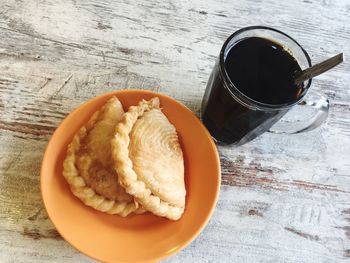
[201,26,329,146]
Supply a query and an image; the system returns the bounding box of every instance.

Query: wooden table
[0,0,349,262]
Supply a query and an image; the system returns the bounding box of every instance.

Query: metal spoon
[294,53,344,85]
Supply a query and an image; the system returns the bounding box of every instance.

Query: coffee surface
[224,37,303,105]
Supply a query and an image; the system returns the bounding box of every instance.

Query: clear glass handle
[269,95,329,134]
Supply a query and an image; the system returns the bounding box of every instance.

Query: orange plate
[41,90,221,263]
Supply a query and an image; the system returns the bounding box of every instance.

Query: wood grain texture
[0,0,349,262]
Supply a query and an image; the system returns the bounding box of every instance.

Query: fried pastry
[111,98,186,220]
[63,97,142,216]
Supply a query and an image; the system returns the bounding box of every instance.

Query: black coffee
[202,37,304,145]
[225,37,303,104]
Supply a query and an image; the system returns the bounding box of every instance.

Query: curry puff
[63,97,142,216]
[112,98,186,220]
[63,96,186,220]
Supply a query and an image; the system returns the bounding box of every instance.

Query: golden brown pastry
[111,98,186,220]
[63,97,142,216]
